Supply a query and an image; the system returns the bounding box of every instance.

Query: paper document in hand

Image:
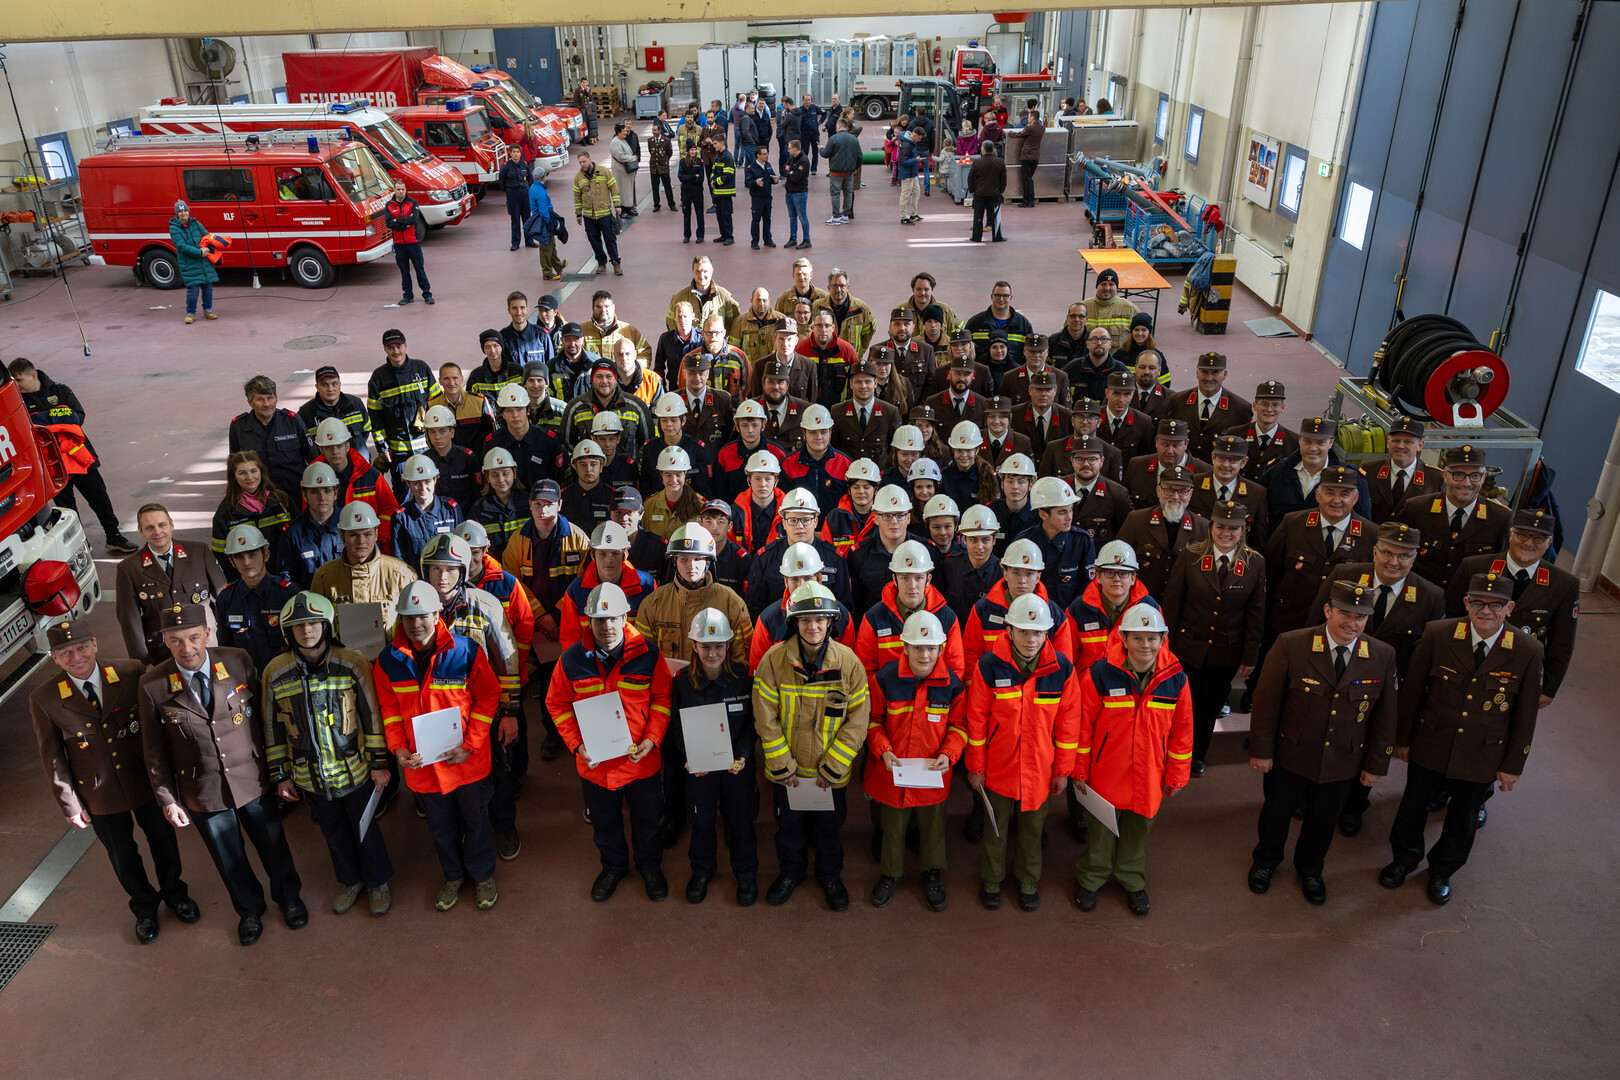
[978,786,1000,837]
[680,702,735,772]
[786,780,835,811]
[357,784,384,841]
[336,602,388,658]
[1071,780,1119,836]
[575,691,633,764]
[891,758,946,788]
[412,707,464,765]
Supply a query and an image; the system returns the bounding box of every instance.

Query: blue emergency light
[445,97,467,112]
[307,136,319,153]
[470,81,494,90]
[329,101,366,114]
[470,64,491,73]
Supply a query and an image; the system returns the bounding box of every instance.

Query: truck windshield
[486,87,529,125]
[501,79,540,109]
[361,119,427,164]
[327,147,392,203]
[462,109,493,141]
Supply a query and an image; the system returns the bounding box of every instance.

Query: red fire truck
[389,99,507,191]
[137,101,477,227]
[469,65,583,144]
[80,129,395,289]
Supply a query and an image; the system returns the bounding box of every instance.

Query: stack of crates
[1123,194,1213,265]
[867,36,890,76]
[891,36,919,77]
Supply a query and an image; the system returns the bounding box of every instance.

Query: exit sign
[1318,162,1332,177]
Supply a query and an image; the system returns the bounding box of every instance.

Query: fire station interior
[1,3,1618,1076]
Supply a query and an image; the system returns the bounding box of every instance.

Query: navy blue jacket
[669,662,756,763]
[390,496,462,569]
[216,572,300,673]
[277,512,343,590]
[1012,523,1098,610]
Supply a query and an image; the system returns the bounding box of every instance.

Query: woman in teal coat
[168,199,219,323]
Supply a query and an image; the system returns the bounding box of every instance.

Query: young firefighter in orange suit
[865,610,967,912]
[548,582,675,903]
[1071,603,1193,917]
[376,581,502,913]
[961,537,1075,680]
[964,593,1082,912]
[555,521,656,650]
[853,538,966,685]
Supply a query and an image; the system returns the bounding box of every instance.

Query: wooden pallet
[589,85,623,116]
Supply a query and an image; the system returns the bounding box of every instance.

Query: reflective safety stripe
[1075,746,1091,754]
[470,711,495,726]
[992,691,1021,700]
[966,735,987,746]
[1055,740,1078,750]
[1167,749,1192,760]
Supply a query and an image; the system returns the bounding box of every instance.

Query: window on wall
[1155,93,1169,144]
[1575,290,1620,394]
[1107,75,1126,113]
[1184,106,1204,165]
[1340,182,1375,250]
[273,86,288,104]
[1277,143,1309,222]
[230,93,250,105]
[35,133,76,183]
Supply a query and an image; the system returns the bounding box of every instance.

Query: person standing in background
[501,154,534,252]
[610,122,640,218]
[968,144,1006,244]
[648,123,675,212]
[384,179,433,305]
[168,200,219,323]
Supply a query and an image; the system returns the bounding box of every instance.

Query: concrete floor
[1,122,1617,1079]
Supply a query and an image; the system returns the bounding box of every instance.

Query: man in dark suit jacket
[831,359,901,466]
[978,395,1033,470]
[1063,435,1134,549]
[1397,444,1512,591]
[926,351,989,432]
[1382,572,1543,905]
[1248,580,1399,904]
[1040,398,1122,481]
[1167,352,1254,463]
[1010,371,1070,462]
[1099,369,1157,463]
[756,358,810,454]
[1123,419,1211,509]
[1360,415,1443,522]
[1114,465,1209,598]
[1263,466,1377,639]
[1224,380,1297,481]
[675,354,736,450]
[1258,417,1373,523]
[1000,334,1071,405]
[140,605,304,946]
[1129,349,1174,418]
[1190,435,1270,543]
[31,620,197,944]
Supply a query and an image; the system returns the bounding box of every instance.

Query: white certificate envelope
[411,707,464,765]
[575,691,633,764]
[1071,780,1120,837]
[681,702,735,773]
[357,784,383,842]
[891,758,946,789]
[665,658,690,674]
[786,779,836,811]
[336,602,388,658]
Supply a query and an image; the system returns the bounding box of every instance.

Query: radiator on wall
[1232,232,1288,307]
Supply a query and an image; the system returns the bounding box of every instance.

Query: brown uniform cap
[1069,435,1108,456]
[1377,521,1421,549]
[1106,370,1135,392]
[908,404,938,423]
[948,352,975,372]
[1029,370,1058,390]
[761,358,791,379]
[161,603,209,632]
[775,318,800,335]
[1254,380,1286,400]
[1467,571,1514,600]
[889,306,914,322]
[1210,500,1249,525]
[868,344,897,363]
[45,619,89,650]
[1072,396,1102,416]
[683,351,712,370]
[1329,579,1376,615]
[1158,465,1197,488]
[983,396,1013,415]
[1157,418,1191,440]
[949,326,973,344]
[1445,444,1488,467]
[1318,465,1360,490]
[1512,508,1554,537]
[1389,416,1425,438]
[1211,434,1250,458]
[1299,416,1338,438]
[1196,352,1228,371]
[851,360,880,378]
[1025,333,1050,352]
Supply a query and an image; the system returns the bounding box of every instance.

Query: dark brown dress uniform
[749,347,818,402]
[31,647,191,927]
[1263,508,1376,636]
[1133,381,1174,419]
[1070,471,1134,549]
[875,335,935,403]
[681,384,736,451]
[1162,513,1267,767]
[1399,493,1512,594]
[1123,453,1212,509]
[1167,371,1254,462]
[1098,405,1157,463]
[978,401,1033,471]
[1040,431,1123,484]
[1114,504,1210,599]
[1011,402,1072,462]
[1249,587,1399,891]
[116,542,226,664]
[758,391,810,455]
[927,359,994,397]
[1000,363,1071,407]
[925,386,988,433]
[1446,552,1577,699]
[1385,582,1543,899]
[1190,471,1270,543]
[139,627,302,922]
[1363,457,1443,524]
[831,393,901,465]
[1224,380,1295,481]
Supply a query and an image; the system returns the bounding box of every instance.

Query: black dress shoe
[1190,759,1207,778]
[642,869,670,902]
[686,875,711,903]
[736,876,758,907]
[1378,861,1416,889]
[1248,863,1274,894]
[658,820,682,849]
[282,901,309,929]
[1074,886,1098,912]
[978,885,1002,910]
[1016,890,1041,912]
[238,915,263,946]
[766,875,801,906]
[169,897,200,923]
[822,879,850,911]
[922,870,946,912]
[1300,875,1327,906]
[1338,811,1364,838]
[591,870,626,902]
[135,917,159,944]
[539,731,563,761]
[870,874,898,907]
[1426,874,1452,906]
[1126,889,1151,916]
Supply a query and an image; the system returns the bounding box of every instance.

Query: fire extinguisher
[934,47,942,65]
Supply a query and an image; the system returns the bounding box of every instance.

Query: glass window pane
[1340,182,1374,250]
[1185,107,1204,163]
[1575,290,1620,394]
[1278,145,1308,221]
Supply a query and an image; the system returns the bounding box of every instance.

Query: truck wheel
[139,248,181,290]
[288,246,335,289]
[863,96,888,121]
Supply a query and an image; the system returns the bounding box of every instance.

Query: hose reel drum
[1371,315,1510,427]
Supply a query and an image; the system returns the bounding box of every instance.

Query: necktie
[1201,399,1212,421]
[1334,645,1348,679]
[1218,484,1230,503]
[193,671,213,712]
[1324,525,1338,553]
[1513,568,1530,602]
[1217,555,1230,583]
[160,552,174,577]
[1390,470,1407,507]
[859,407,869,427]
[82,681,101,712]
[1139,390,1150,410]
[1451,508,1465,536]
[1371,584,1391,631]
[992,439,1003,457]
[1473,640,1488,670]
[1038,416,1048,443]
[1111,417,1123,439]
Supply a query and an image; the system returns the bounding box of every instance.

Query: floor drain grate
[285,334,338,350]
[0,922,56,993]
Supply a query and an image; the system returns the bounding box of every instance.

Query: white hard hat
[1004,593,1054,631]
[224,524,269,555]
[654,394,688,418]
[1119,602,1168,634]
[591,411,624,435]
[337,502,381,531]
[420,533,474,573]
[1003,538,1045,571]
[786,581,841,620]
[779,488,819,516]
[1029,475,1079,509]
[314,417,353,446]
[656,446,692,472]
[958,504,999,535]
[400,454,440,482]
[923,494,959,520]
[889,538,935,573]
[899,610,946,646]
[572,438,606,461]
[423,405,457,429]
[891,424,925,452]
[745,450,780,475]
[483,447,518,471]
[800,403,834,431]
[589,521,631,551]
[496,384,529,409]
[847,458,883,484]
[394,580,443,616]
[997,453,1036,477]
[872,484,911,514]
[688,607,735,643]
[666,523,717,559]
[300,462,339,489]
[779,542,824,577]
[454,520,490,548]
[948,421,983,450]
[1092,539,1140,572]
[584,582,631,618]
[906,457,942,483]
[734,398,767,422]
